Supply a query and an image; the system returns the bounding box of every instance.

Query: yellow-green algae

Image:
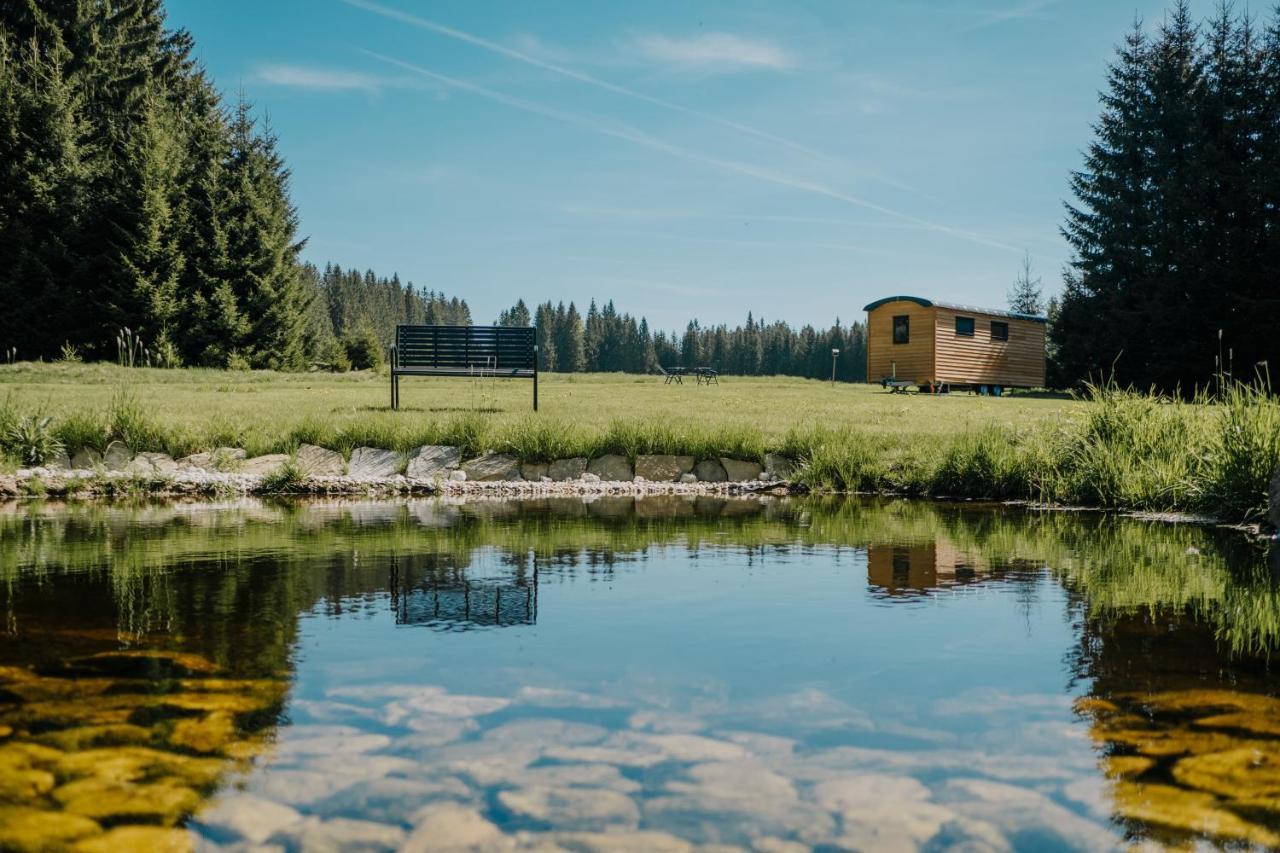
[0,650,285,848]
[1081,688,1280,846]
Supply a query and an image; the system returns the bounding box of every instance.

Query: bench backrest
[396,325,535,371]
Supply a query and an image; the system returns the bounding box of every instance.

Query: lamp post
[831,348,840,384]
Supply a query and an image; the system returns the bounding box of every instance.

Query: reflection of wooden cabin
[864,296,1046,391]
[389,559,536,629]
[866,542,983,596]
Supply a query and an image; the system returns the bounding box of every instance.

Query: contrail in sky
[364,50,1025,255]
[341,0,841,165]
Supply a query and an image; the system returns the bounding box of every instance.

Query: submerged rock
[54,776,201,825]
[1112,781,1280,847]
[195,793,303,844]
[348,447,404,479]
[402,803,507,853]
[587,454,633,482]
[72,825,193,853]
[69,650,219,679]
[462,453,521,482]
[548,458,587,481]
[720,457,762,482]
[634,455,694,482]
[1173,746,1280,799]
[406,445,462,479]
[692,459,728,483]
[0,806,101,851]
[168,712,237,755]
[295,444,345,477]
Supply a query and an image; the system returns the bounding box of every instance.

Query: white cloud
[254,63,410,93]
[631,32,794,72]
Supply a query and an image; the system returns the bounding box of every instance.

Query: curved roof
[862,295,1046,323]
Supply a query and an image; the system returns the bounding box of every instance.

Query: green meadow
[0,362,1277,522]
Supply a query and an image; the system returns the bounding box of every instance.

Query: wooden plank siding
[866,299,936,384]
[931,307,1045,387]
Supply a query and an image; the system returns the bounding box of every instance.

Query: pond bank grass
[0,368,1276,521]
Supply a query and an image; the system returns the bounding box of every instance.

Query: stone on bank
[635,455,695,482]
[462,453,521,482]
[295,444,345,477]
[587,455,633,482]
[406,446,462,479]
[720,457,762,482]
[548,458,587,481]
[348,447,404,479]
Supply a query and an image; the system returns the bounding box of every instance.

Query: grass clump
[3,414,65,465]
[259,459,307,494]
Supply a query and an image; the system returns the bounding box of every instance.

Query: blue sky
[166,0,1209,332]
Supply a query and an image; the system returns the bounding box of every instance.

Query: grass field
[0,362,1277,521]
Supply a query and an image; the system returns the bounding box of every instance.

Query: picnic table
[660,366,718,385]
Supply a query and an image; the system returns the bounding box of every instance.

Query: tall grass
[0,377,1276,522]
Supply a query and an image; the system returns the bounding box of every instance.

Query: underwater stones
[1112,781,1280,847]
[0,806,101,852]
[406,445,462,479]
[692,459,728,483]
[35,724,152,751]
[274,816,406,852]
[634,455,694,482]
[764,453,798,480]
[719,457,763,482]
[72,825,193,853]
[127,452,178,477]
[348,447,404,479]
[1196,711,1280,737]
[158,690,266,715]
[1129,689,1280,716]
[273,725,392,757]
[53,776,201,825]
[0,765,55,800]
[168,712,237,754]
[461,453,521,482]
[586,455,633,482]
[295,444,345,477]
[1173,746,1280,799]
[548,457,588,481]
[240,454,291,476]
[102,441,132,470]
[195,793,303,844]
[71,650,219,679]
[56,746,224,789]
[1101,755,1154,779]
[71,447,103,469]
[499,786,640,831]
[402,803,509,853]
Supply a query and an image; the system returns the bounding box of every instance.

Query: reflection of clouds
[933,687,1073,717]
[198,679,1121,850]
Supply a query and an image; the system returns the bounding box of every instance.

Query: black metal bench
[391,325,538,411]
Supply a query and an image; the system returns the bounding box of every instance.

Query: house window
[955,316,975,337]
[892,315,909,344]
[991,321,1009,341]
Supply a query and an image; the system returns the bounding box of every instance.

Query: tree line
[500,299,867,381]
[1054,2,1280,391]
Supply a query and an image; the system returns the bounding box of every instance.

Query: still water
[1,495,1279,851]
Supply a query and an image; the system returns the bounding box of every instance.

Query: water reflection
[0,495,1277,849]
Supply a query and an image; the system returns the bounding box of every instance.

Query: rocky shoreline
[2,441,803,499]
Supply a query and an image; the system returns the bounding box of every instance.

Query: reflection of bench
[392,325,538,411]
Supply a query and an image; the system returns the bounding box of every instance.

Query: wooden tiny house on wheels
[864,296,1046,393]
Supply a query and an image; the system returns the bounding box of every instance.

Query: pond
[1,495,1278,851]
